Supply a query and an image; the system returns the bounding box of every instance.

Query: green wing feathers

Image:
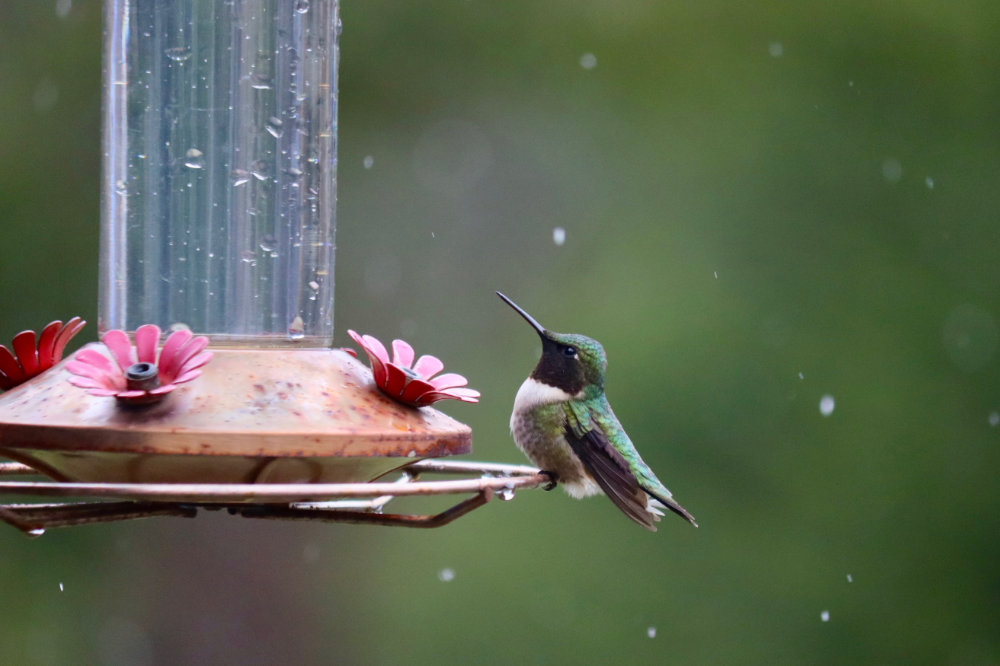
[564,399,698,529]
[562,400,661,531]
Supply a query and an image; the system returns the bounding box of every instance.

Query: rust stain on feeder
[0,347,471,485]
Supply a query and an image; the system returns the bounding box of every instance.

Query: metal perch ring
[0,459,553,535]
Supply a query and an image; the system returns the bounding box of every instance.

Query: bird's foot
[539,470,558,491]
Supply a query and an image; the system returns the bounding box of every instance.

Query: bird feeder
[0,0,549,534]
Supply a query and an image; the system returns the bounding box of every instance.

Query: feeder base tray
[0,347,473,485]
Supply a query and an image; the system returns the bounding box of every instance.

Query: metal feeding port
[0,459,554,535]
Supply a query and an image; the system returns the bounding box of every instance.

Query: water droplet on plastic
[819,394,835,417]
[438,568,455,582]
[250,72,273,90]
[820,610,830,622]
[363,155,374,169]
[579,52,597,70]
[295,0,310,13]
[647,627,657,639]
[165,46,192,62]
[115,180,128,196]
[241,250,257,266]
[288,316,305,340]
[498,485,515,501]
[266,116,284,139]
[259,235,278,253]
[231,169,249,186]
[250,160,269,181]
[184,148,204,169]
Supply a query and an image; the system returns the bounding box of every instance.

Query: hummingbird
[498,292,697,531]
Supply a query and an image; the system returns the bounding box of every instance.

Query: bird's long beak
[497,292,547,338]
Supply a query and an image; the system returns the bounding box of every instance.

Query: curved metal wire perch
[0,459,554,535]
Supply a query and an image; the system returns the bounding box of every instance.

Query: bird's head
[497,292,607,397]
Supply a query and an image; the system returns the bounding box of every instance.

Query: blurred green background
[2,1,1000,664]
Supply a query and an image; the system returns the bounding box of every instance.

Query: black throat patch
[531,338,585,395]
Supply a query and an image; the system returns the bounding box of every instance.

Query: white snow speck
[768,42,784,57]
[925,176,934,189]
[819,394,835,417]
[438,568,455,582]
[33,78,59,112]
[846,574,853,583]
[363,155,374,169]
[552,227,566,246]
[881,158,903,183]
[647,627,657,638]
[579,53,597,70]
[820,610,830,622]
[989,412,999,427]
[59,582,64,592]
[798,372,805,380]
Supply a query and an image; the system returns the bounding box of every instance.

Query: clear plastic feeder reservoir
[101,0,340,347]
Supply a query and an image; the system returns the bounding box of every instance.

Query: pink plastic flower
[66,324,212,405]
[347,330,480,408]
[0,317,86,391]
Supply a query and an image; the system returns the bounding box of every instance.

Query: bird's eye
[563,346,577,358]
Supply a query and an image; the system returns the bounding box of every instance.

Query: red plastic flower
[0,317,86,390]
[66,324,212,405]
[347,330,480,407]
